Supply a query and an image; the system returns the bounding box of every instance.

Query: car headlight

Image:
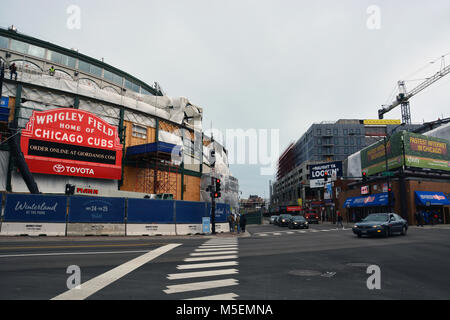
[353,225,358,228]
[305,222,308,224]
[373,225,380,228]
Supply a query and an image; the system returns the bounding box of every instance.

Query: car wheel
[401,226,407,236]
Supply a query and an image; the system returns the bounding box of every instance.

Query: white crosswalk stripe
[164,238,239,300]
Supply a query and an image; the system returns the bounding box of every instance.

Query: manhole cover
[288,270,322,277]
[346,263,371,268]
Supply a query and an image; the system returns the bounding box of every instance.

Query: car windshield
[292,216,306,221]
[362,214,389,222]
[280,215,292,219]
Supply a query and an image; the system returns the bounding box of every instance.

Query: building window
[0,36,8,49]
[356,128,361,135]
[132,124,147,139]
[317,138,322,145]
[344,137,348,145]
[334,128,338,135]
[10,39,29,54]
[344,147,349,154]
[326,129,332,136]
[78,60,91,73]
[317,128,321,135]
[343,129,348,135]
[350,137,354,145]
[334,137,339,144]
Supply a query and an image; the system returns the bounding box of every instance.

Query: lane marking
[195,247,238,252]
[167,268,238,280]
[190,251,237,256]
[163,279,238,294]
[186,293,239,300]
[177,261,239,270]
[0,250,150,259]
[198,244,238,249]
[184,255,238,262]
[52,243,181,300]
[0,243,164,251]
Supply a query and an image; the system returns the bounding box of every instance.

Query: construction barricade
[66,196,126,236]
[0,194,68,236]
[126,199,176,236]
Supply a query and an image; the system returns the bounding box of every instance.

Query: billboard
[361,131,450,175]
[20,108,123,180]
[4,194,67,223]
[404,132,449,172]
[309,161,342,188]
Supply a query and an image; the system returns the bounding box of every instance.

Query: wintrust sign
[20,108,123,180]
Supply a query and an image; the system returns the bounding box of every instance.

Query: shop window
[132,124,147,139]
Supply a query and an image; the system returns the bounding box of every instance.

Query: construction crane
[378,55,450,124]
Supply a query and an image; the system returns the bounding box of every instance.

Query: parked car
[304,210,320,224]
[278,214,293,227]
[269,215,278,224]
[352,213,408,238]
[288,216,309,229]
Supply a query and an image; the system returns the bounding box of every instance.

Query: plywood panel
[184,175,201,201]
[124,121,156,148]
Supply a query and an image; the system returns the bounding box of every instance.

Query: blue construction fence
[1,193,231,225]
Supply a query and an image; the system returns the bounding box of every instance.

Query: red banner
[20,108,123,180]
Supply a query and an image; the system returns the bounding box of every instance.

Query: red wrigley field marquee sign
[20,108,123,180]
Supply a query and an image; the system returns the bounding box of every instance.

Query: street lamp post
[383,123,405,211]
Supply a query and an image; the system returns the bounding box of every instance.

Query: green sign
[403,132,449,171]
[361,131,450,175]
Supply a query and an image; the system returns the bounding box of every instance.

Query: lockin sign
[20,108,123,180]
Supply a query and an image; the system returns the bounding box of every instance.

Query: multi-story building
[271,119,421,209]
[0,26,238,207]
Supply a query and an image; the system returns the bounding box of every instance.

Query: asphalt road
[0,222,449,300]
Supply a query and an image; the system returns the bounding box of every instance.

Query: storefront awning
[344,192,390,208]
[415,191,450,206]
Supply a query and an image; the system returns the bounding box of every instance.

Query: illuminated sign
[20,108,123,180]
[363,119,402,125]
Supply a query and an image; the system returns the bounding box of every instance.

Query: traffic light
[65,184,75,195]
[324,171,329,182]
[215,178,221,198]
[362,172,367,183]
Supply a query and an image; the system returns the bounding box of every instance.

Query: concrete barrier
[66,223,126,236]
[126,224,176,236]
[0,222,66,236]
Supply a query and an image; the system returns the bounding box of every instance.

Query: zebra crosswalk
[163,238,239,300]
[254,228,349,237]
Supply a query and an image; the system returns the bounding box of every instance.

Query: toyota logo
[53,164,65,173]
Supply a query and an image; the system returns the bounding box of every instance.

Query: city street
[1,223,449,300]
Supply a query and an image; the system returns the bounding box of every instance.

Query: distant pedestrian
[227,213,234,232]
[416,211,424,227]
[337,211,344,229]
[240,214,247,233]
[9,63,17,80]
[236,214,241,234]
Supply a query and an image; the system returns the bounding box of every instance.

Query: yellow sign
[364,119,401,125]
[297,198,303,206]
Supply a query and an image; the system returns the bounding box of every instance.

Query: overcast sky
[1,0,449,198]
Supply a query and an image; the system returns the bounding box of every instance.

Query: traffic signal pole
[211,176,216,235]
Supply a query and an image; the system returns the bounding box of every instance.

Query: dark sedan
[288,216,309,229]
[352,213,408,238]
[277,214,293,227]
